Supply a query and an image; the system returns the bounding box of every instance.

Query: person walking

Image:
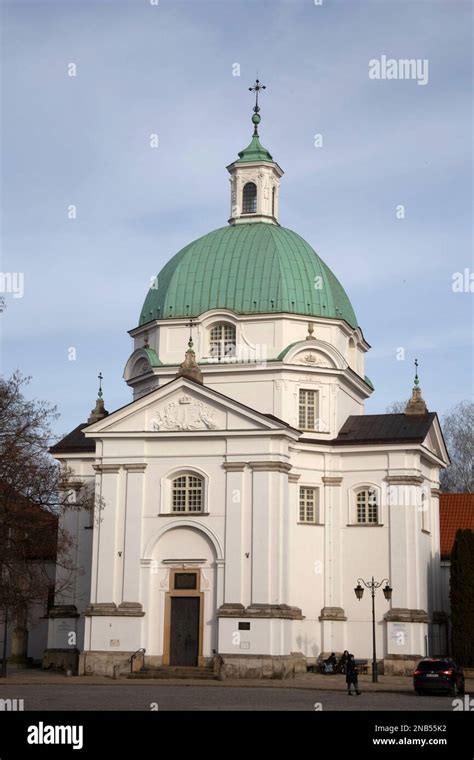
[339,650,350,674]
[346,654,361,695]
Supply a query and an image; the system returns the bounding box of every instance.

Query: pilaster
[122,464,147,603]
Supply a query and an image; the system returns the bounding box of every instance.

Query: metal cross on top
[249,78,266,114]
[98,372,103,399]
[414,358,419,386]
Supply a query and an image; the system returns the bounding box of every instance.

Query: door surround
[163,568,205,667]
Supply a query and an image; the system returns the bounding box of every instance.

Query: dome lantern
[226,80,283,226]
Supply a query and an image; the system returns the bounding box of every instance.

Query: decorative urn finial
[88,372,109,423]
[405,358,428,415]
[176,323,203,384]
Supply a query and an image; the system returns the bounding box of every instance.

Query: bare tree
[386,398,473,492]
[385,401,407,414]
[0,372,97,673]
[440,401,474,493]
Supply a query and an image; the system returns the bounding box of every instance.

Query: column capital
[319,606,347,621]
[223,462,247,472]
[123,463,147,472]
[217,603,303,620]
[249,461,292,474]
[384,475,424,485]
[93,464,121,473]
[85,602,145,617]
[384,607,428,623]
[322,476,343,486]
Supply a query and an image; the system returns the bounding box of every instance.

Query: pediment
[422,418,450,465]
[149,393,223,432]
[84,377,295,437]
[282,339,344,370]
[293,349,334,368]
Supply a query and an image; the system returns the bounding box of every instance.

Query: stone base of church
[383,654,424,676]
[74,650,307,679]
[214,652,307,680]
[42,648,80,674]
[79,650,136,677]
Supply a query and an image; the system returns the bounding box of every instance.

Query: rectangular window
[299,487,319,523]
[172,475,203,513]
[356,490,378,524]
[174,572,197,590]
[299,389,318,430]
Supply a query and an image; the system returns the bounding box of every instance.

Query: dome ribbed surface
[139,223,357,327]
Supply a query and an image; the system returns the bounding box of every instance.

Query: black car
[413,658,465,696]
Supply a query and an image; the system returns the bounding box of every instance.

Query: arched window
[172,474,204,513]
[356,489,378,524]
[272,186,275,217]
[209,323,236,359]
[242,182,257,214]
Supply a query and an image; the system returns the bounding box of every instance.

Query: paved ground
[2,667,473,690]
[0,678,468,711]
[0,682,463,711]
[0,668,471,711]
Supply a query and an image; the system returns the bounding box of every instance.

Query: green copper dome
[139,223,358,327]
[234,134,274,164]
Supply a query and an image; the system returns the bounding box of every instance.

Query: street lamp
[354,576,392,683]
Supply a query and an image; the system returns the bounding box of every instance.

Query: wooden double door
[169,596,200,666]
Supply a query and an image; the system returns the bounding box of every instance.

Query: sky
[1,0,472,441]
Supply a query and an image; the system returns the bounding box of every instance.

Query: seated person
[323,652,338,673]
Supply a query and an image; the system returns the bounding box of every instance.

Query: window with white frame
[299,487,319,523]
[242,182,257,214]
[209,323,236,360]
[299,389,318,430]
[356,489,378,524]
[172,474,204,513]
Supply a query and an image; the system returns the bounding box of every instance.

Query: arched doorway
[147,524,220,667]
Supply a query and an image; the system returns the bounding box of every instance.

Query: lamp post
[354,577,392,683]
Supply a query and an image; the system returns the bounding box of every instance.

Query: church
[45,84,449,679]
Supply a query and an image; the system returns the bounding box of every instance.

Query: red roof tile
[439,493,474,558]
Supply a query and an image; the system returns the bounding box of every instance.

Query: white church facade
[45,89,449,678]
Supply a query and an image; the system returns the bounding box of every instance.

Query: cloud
[1,0,472,432]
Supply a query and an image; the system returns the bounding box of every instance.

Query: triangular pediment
[84,377,296,438]
[421,416,450,466]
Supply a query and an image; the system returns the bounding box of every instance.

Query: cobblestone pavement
[0,683,465,711]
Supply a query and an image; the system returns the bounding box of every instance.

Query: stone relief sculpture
[150,397,219,431]
[296,351,330,367]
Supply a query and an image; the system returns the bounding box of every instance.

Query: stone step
[128,666,216,680]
